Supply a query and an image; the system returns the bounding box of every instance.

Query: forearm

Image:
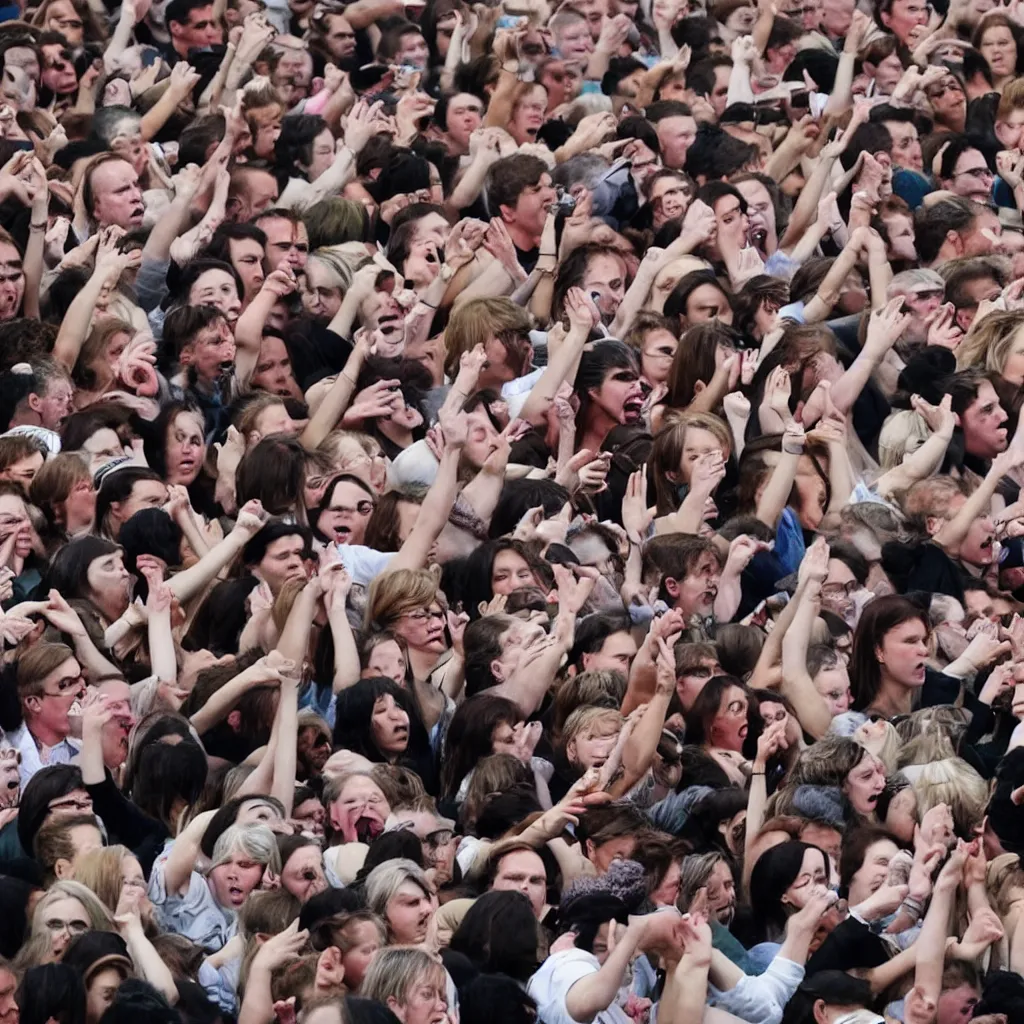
[565,929,642,1021]
[140,89,183,141]
[446,157,491,212]
[825,442,856,513]
[275,585,317,668]
[270,681,298,815]
[764,141,804,185]
[458,466,505,529]
[866,944,917,994]
[519,326,586,424]
[823,50,856,116]
[104,13,135,73]
[168,530,248,603]
[714,570,743,623]
[142,194,194,265]
[742,774,769,895]
[616,692,670,791]
[780,592,833,738]
[124,926,178,1004]
[867,252,892,311]
[484,69,518,128]
[147,608,177,683]
[802,247,861,325]
[176,508,211,558]
[937,469,1001,552]
[237,966,274,1024]
[391,447,461,572]
[687,363,733,414]
[23,221,44,320]
[305,148,356,207]
[329,608,360,693]
[585,46,615,82]
[52,272,107,370]
[234,291,275,388]
[79,726,107,785]
[784,217,827,265]
[452,259,517,306]
[726,60,754,107]
[327,288,368,341]
[496,647,562,716]
[67,625,118,678]
[756,450,799,528]
[659,955,710,1024]
[299,356,362,449]
[609,269,657,337]
[915,888,954,1003]
[198,45,234,112]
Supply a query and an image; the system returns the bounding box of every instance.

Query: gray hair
[210,823,282,874]
[886,268,944,299]
[364,858,431,922]
[678,851,726,911]
[361,947,446,1007]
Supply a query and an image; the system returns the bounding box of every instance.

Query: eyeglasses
[121,877,147,891]
[42,675,84,698]
[45,917,89,936]
[821,580,859,599]
[956,165,993,180]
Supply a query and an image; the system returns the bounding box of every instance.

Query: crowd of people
[0,0,1024,1021]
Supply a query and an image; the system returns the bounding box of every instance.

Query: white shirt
[528,949,634,1024]
[5,724,79,788]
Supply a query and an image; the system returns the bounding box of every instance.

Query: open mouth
[218,360,235,376]
[623,398,643,420]
[355,816,384,843]
[332,524,351,543]
[749,227,767,249]
[129,204,145,222]
[378,315,402,337]
[227,885,245,904]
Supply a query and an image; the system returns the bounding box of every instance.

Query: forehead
[171,410,204,432]
[498,848,545,872]
[330,478,372,502]
[229,236,264,257]
[92,160,135,187]
[449,93,482,112]
[192,268,236,291]
[265,534,304,556]
[259,216,301,240]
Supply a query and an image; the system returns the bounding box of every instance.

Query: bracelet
[539,251,557,257]
[750,770,766,776]
[341,371,357,385]
[420,300,438,309]
[30,221,46,231]
[782,443,805,455]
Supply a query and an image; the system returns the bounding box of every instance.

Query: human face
[981,24,1016,78]
[116,478,168,530]
[371,693,410,754]
[847,837,899,905]
[249,103,283,160]
[724,3,757,36]
[43,896,90,961]
[387,881,434,944]
[170,2,220,52]
[303,128,335,182]
[239,170,279,218]
[0,966,18,1024]
[639,328,678,385]
[962,380,1008,458]
[446,93,483,151]
[35,376,73,431]
[491,548,536,595]
[282,845,327,902]
[705,859,736,924]
[253,403,297,441]
[883,212,916,264]
[511,85,547,144]
[508,172,556,238]
[649,175,689,230]
[208,849,265,908]
[331,774,389,842]
[319,479,374,545]
[319,13,355,59]
[229,237,266,300]
[884,120,922,173]
[1001,323,1024,387]
[936,984,980,1024]
[189,268,241,324]
[820,0,853,37]
[272,50,312,107]
[340,920,381,990]
[540,61,580,109]
[260,216,309,273]
[1,451,42,493]
[568,721,621,769]
[844,754,887,816]
[684,283,732,325]
[0,242,23,322]
[671,551,721,617]
[588,835,635,873]
[926,74,967,129]
[46,0,85,44]
[395,602,447,654]
[876,616,929,691]
[184,319,236,386]
[961,210,1002,258]
[997,107,1024,150]
[258,535,308,594]
[881,0,929,45]
[590,364,644,426]
[301,259,344,323]
[252,337,300,399]
[782,848,830,910]
[82,428,126,472]
[582,252,627,326]
[554,18,594,62]
[40,44,77,94]
[397,29,429,69]
[365,639,406,684]
[650,859,681,908]
[87,550,132,619]
[165,411,205,485]
[582,632,638,675]
[656,115,698,170]
[391,973,447,1024]
[492,849,547,917]
[85,967,122,1024]
[733,180,774,254]
[0,493,31,562]
[884,785,918,843]
[813,663,851,717]
[679,426,725,486]
[949,148,994,203]
[89,159,144,230]
[872,52,904,92]
[709,685,748,752]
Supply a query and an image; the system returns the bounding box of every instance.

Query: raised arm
[875,395,955,497]
[162,809,217,896]
[937,447,1024,556]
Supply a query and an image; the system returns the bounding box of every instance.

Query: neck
[408,645,440,682]
[869,676,913,719]
[580,408,615,454]
[505,221,540,252]
[27,715,68,748]
[377,420,414,447]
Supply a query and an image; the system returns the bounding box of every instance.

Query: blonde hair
[561,706,623,760]
[901,757,988,837]
[855,720,901,774]
[443,298,531,380]
[72,845,135,914]
[16,880,115,970]
[305,244,370,294]
[956,309,1024,373]
[878,409,930,472]
[29,452,91,532]
[364,569,439,632]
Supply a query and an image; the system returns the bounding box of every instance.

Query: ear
[315,946,346,991]
[946,229,964,255]
[178,345,194,367]
[54,857,72,880]
[581,651,595,672]
[566,738,578,763]
[874,641,886,666]
[23,695,41,715]
[26,392,42,415]
[109,500,123,521]
[925,514,944,537]
[693,379,707,395]
[879,11,891,28]
[247,430,262,447]
[584,838,596,862]
[498,202,516,225]
[490,657,507,683]
[664,576,681,598]
[385,997,403,1017]
[812,999,831,1024]
[227,710,242,732]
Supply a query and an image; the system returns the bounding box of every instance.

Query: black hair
[200,794,286,858]
[18,964,86,1024]
[439,693,521,801]
[129,739,208,832]
[345,997,402,1024]
[664,270,732,323]
[16,764,84,862]
[749,841,828,943]
[569,613,633,670]
[458,975,537,1024]
[839,123,895,172]
[119,508,184,582]
[685,124,756,181]
[94,466,164,538]
[489,478,573,540]
[44,536,121,604]
[274,114,329,188]
[556,892,629,952]
[449,890,541,983]
[242,519,314,566]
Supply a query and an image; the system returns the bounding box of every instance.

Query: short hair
[163,305,226,358]
[34,813,101,881]
[646,100,693,124]
[936,134,985,182]
[486,154,549,216]
[914,197,980,264]
[361,947,445,1009]
[364,859,431,934]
